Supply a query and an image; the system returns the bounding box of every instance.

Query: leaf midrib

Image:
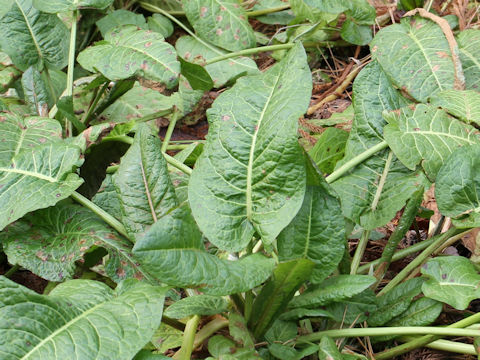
[14,0,43,63]
[0,166,57,182]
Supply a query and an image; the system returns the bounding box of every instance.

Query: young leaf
[422,256,480,310]
[384,103,480,180]
[113,124,178,240]
[175,36,259,88]
[96,9,147,37]
[182,0,256,52]
[1,203,119,281]
[318,337,343,360]
[277,159,346,284]
[32,0,113,13]
[0,142,83,230]
[77,25,180,89]
[429,89,480,126]
[435,144,480,228]
[371,16,455,102]
[340,20,372,46]
[308,127,349,174]
[368,278,424,326]
[457,29,480,90]
[164,295,229,319]
[178,56,214,91]
[133,205,275,295]
[288,275,376,308]
[0,277,166,359]
[188,43,312,252]
[249,259,315,339]
[0,0,69,71]
[21,66,53,115]
[147,13,173,38]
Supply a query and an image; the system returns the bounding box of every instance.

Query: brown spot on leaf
[436,51,449,58]
[216,28,223,36]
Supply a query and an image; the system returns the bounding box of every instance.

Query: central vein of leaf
[246,76,280,220]
[0,167,57,182]
[140,161,157,223]
[14,0,43,63]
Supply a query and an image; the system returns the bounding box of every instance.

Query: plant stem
[296,326,480,343]
[192,318,229,349]
[325,141,389,184]
[66,10,78,98]
[174,315,200,360]
[164,153,193,175]
[357,236,436,274]
[399,337,476,356]
[161,109,180,153]
[82,82,109,126]
[161,315,186,332]
[106,164,119,174]
[350,230,370,274]
[375,311,480,359]
[246,4,290,17]
[102,135,134,145]
[71,191,130,240]
[4,264,20,278]
[205,44,295,65]
[371,150,393,211]
[378,227,465,295]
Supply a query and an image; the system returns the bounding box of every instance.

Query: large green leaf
[249,259,315,339]
[32,0,113,12]
[164,295,229,319]
[288,275,376,308]
[0,277,166,359]
[277,161,346,284]
[77,25,180,89]
[113,124,178,241]
[0,203,120,281]
[100,83,177,123]
[422,256,480,310]
[435,144,480,228]
[182,0,256,52]
[0,0,69,71]
[384,103,480,180]
[457,29,480,90]
[371,16,455,102]
[188,43,311,252]
[0,142,83,230]
[331,61,427,229]
[429,89,480,126]
[0,113,62,165]
[175,36,259,88]
[133,205,275,295]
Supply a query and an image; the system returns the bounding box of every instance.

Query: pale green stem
[174,315,200,360]
[425,0,434,12]
[4,264,20,278]
[247,4,290,17]
[399,337,476,356]
[71,191,130,240]
[350,230,370,275]
[161,109,180,153]
[82,82,109,125]
[192,318,229,349]
[164,153,193,175]
[370,150,393,211]
[325,141,389,184]
[378,227,465,295]
[66,10,77,98]
[106,165,119,174]
[205,44,295,65]
[296,327,480,343]
[102,135,133,145]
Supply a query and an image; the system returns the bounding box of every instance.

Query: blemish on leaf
[216,28,223,36]
[432,65,441,72]
[216,15,222,21]
[200,7,208,17]
[145,42,152,48]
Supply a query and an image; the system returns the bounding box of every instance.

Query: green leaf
[100,83,177,123]
[429,89,480,126]
[371,16,455,102]
[249,259,315,339]
[290,0,350,22]
[368,278,424,326]
[188,43,311,252]
[147,13,173,38]
[0,63,21,93]
[288,275,376,308]
[21,66,53,116]
[164,295,229,319]
[92,174,122,221]
[346,0,376,24]
[0,203,122,281]
[340,20,372,45]
[182,0,256,52]
[279,308,332,321]
[308,127,349,174]
[179,56,214,91]
[96,9,147,37]
[384,103,480,180]
[277,162,346,284]
[332,61,427,230]
[113,124,178,240]
[324,288,377,324]
[457,29,480,90]
[251,0,295,25]
[436,145,480,227]
[422,256,480,310]
[77,25,180,89]
[150,324,183,353]
[0,0,69,71]
[268,343,318,360]
[0,113,62,165]
[264,320,297,343]
[318,337,343,360]
[0,277,166,359]
[0,142,83,230]
[33,0,113,12]
[229,312,255,349]
[208,335,260,359]
[134,350,171,360]
[133,205,275,295]
[175,36,259,88]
